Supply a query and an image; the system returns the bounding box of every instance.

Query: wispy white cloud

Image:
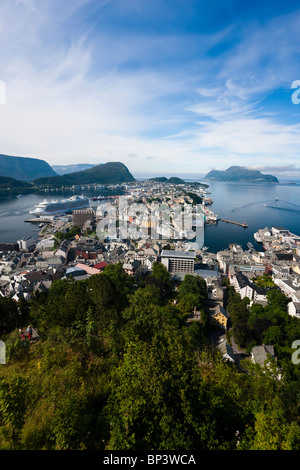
[0,1,300,175]
[249,164,300,172]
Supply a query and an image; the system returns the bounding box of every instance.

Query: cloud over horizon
[0,0,300,176]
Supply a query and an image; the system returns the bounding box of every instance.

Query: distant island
[34,162,135,187]
[149,176,209,187]
[205,166,279,183]
[149,176,186,184]
[0,154,57,182]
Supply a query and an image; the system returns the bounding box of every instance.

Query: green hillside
[149,176,209,187]
[0,264,299,450]
[150,176,186,184]
[0,176,33,197]
[34,162,135,187]
[0,154,57,181]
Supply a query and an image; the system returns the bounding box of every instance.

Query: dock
[220,219,248,227]
[24,218,52,224]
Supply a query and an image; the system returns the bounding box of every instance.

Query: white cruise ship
[29,195,89,215]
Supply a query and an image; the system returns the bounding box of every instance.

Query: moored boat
[29,195,89,215]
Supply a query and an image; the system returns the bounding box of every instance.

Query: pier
[24,218,52,224]
[220,219,248,227]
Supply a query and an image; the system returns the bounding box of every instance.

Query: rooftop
[161,250,195,259]
[251,345,275,365]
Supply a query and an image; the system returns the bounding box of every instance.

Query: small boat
[204,198,213,205]
[254,232,262,243]
[275,197,279,201]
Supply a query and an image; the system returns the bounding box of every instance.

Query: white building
[273,277,300,302]
[36,237,55,251]
[231,271,270,303]
[288,301,300,319]
[17,237,35,251]
[231,271,254,300]
[161,250,195,274]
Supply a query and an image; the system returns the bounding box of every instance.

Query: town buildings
[0,179,299,371]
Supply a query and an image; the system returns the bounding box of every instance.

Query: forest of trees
[225,280,300,375]
[0,263,299,450]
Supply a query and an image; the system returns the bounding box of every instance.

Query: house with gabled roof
[217,340,235,363]
[231,271,271,303]
[55,240,70,261]
[33,280,53,293]
[74,263,101,276]
[251,344,276,366]
[93,261,109,271]
[122,259,142,276]
[210,305,228,329]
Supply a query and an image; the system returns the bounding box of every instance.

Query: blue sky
[0,0,300,179]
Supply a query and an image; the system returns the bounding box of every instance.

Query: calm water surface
[0,182,299,253]
[0,193,100,244]
[203,181,300,252]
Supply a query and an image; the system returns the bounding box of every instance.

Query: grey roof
[235,271,270,295]
[218,341,235,362]
[291,302,300,313]
[272,227,289,231]
[194,268,219,279]
[65,267,87,278]
[24,270,49,283]
[211,304,228,319]
[251,345,275,365]
[161,250,195,259]
[235,271,251,289]
[122,260,141,270]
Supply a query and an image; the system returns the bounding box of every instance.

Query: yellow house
[210,305,228,329]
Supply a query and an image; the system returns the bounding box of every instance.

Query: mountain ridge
[205,165,279,183]
[0,154,57,181]
[34,161,135,186]
[0,175,33,197]
[52,163,98,175]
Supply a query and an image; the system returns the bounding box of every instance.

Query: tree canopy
[0,265,299,450]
